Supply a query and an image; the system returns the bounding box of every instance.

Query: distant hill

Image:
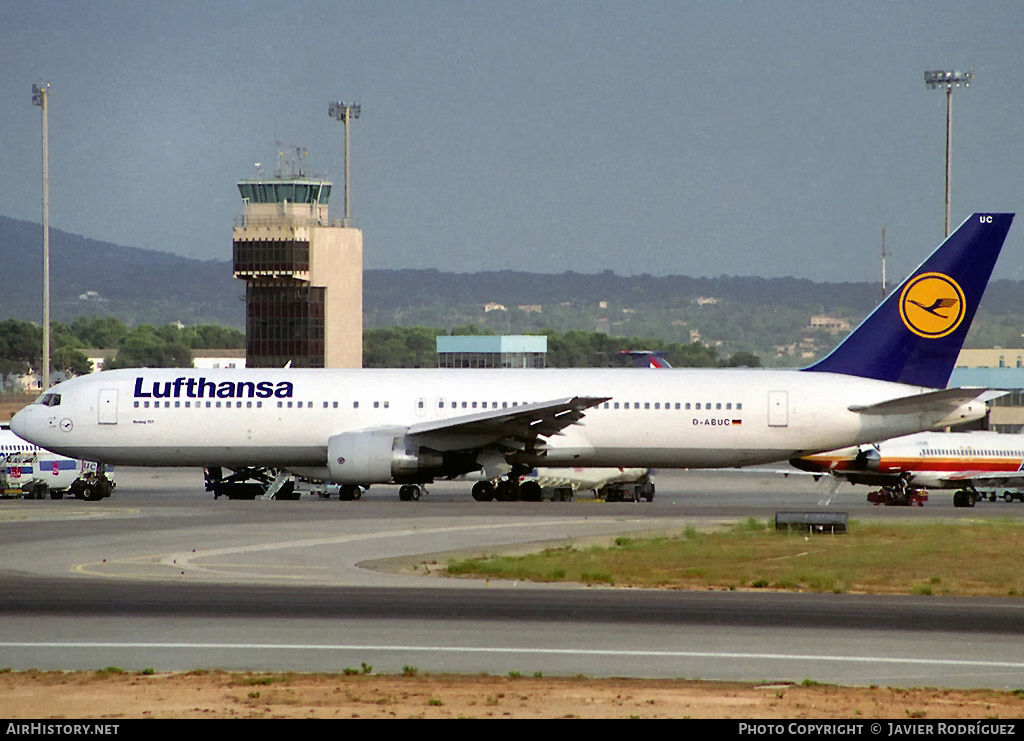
[2,215,1022,340]
[0,215,243,328]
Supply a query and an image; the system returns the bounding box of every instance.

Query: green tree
[0,319,42,366]
[51,346,93,376]
[69,316,129,348]
[364,326,440,368]
[106,325,193,369]
[189,324,245,349]
[720,351,762,368]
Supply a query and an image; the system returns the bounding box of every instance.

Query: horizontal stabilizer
[848,388,1004,415]
[943,472,1024,487]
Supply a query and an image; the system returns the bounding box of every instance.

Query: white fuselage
[10,367,986,481]
[0,425,87,492]
[800,430,1024,489]
[0,426,46,459]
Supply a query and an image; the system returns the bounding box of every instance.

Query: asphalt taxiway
[2,468,1024,687]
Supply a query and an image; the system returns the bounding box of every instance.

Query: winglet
[806,213,1014,388]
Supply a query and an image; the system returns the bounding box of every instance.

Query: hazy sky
[2,1,1022,282]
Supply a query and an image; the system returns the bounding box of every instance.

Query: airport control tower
[233,147,362,368]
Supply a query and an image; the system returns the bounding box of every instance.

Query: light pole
[328,101,360,226]
[32,82,50,391]
[924,69,972,237]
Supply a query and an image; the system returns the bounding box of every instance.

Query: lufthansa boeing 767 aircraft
[10,214,1015,501]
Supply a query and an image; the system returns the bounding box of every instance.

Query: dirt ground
[1,670,1023,719]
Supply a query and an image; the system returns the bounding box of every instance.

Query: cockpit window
[36,393,61,407]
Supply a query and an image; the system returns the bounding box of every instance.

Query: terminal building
[951,349,1024,432]
[436,335,547,369]
[232,153,363,368]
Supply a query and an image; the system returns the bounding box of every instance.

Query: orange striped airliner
[791,430,1024,508]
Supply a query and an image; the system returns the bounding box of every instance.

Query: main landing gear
[398,484,423,501]
[471,478,543,502]
[952,487,979,508]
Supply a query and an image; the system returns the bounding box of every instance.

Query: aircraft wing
[940,471,1024,489]
[848,388,1005,415]
[404,396,609,452]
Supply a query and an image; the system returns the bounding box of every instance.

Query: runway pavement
[2,467,1024,687]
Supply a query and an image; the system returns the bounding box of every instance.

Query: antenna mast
[881,227,887,298]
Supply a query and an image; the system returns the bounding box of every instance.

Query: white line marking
[2,643,1023,668]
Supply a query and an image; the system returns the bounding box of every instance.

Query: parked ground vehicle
[1,453,114,500]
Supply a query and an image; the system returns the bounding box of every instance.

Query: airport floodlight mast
[924,68,973,237]
[328,101,360,226]
[31,82,50,391]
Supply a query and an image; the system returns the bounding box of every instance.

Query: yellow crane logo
[899,272,966,338]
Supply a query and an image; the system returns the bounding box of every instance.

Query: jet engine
[852,445,882,471]
[327,429,461,485]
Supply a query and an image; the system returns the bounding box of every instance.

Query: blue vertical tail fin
[806,213,1014,388]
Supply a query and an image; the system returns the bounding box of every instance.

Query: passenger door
[98,389,118,425]
[768,390,788,427]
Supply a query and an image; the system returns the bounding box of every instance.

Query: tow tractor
[2,454,114,501]
[866,485,928,507]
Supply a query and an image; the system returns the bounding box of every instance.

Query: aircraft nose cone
[9,405,36,441]
[9,408,28,437]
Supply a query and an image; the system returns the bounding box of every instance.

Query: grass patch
[444,520,1024,596]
